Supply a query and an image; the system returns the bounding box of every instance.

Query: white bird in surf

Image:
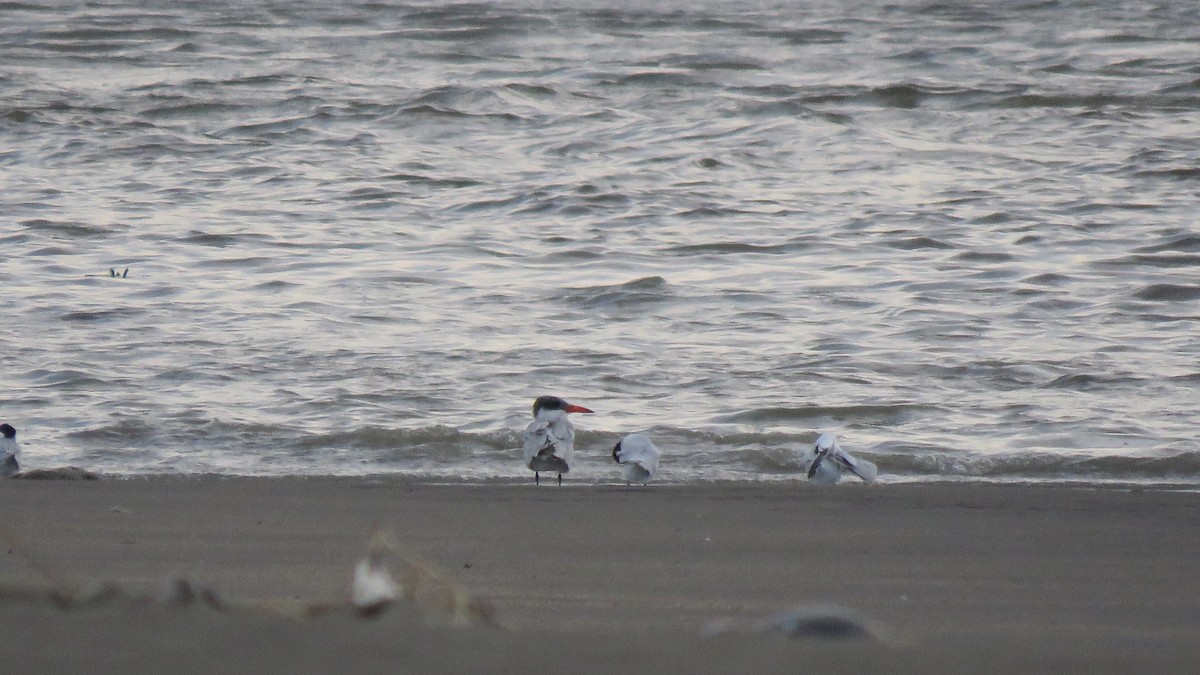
[803,433,877,484]
[612,433,661,485]
[521,396,594,485]
[0,424,20,478]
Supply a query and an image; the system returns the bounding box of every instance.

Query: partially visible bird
[521,396,593,485]
[612,433,661,485]
[351,527,400,616]
[0,424,20,478]
[803,433,877,484]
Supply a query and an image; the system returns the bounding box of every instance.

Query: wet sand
[2,477,1199,673]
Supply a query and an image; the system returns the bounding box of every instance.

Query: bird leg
[557,473,563,486]
[535,471,540,485]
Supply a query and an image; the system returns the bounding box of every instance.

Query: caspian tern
[521,396,594,485]
[612,433,660,485]
[0,424,19,478]
[803,433,877,484]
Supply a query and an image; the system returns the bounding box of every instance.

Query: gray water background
[2,0,1198,484]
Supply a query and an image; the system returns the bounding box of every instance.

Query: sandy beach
[2,477,1198,673]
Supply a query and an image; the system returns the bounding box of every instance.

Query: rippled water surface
[2,0,1198,484]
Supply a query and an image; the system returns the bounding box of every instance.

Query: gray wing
[833,451,878,483]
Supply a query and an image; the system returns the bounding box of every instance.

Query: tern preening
[521,396,594,485]
[0,424,19,478]
[612,433,660,485]
[803,433,877,484]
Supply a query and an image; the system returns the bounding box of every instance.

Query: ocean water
[2,0,1198,485]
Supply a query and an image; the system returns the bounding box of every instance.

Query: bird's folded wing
[522,420,571,462]
[835,453,878,483]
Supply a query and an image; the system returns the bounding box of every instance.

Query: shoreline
[4,477,1200,673]
[20,469,1200,492]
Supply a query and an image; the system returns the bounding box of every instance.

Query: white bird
[0,424,19,478]
[612,433,661,485]
[521,396,594,485]
[803,433,877,484]
[351,528,400,616]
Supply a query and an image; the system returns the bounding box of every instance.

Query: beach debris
[702,604,884,643]
[612,433,661,485]
[48,581,127,609]
[159,576,224,610]
[761,605,881,641]
[802,433,878,484]
[0,576,227,613]
[349,526,500,628]
[2,502,226,613]
[0,516,141,610]
[522,395,594,486]
[0,518,497,630]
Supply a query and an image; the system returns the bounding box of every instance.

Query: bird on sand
[611,433,661,485]
[803,433,877,484]
[0,424,20,478]
[521,396,594,485]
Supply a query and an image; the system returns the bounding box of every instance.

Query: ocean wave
[1134,235,1200,253]
[877,449,1200,482]
[747,28,847,45]
[652,54,767,72]
[140,101,248,120]
[27,418,1200,486]
[604,71,705,88]
[1097,253,1200,269]
[1133,284,1200,302]
[398,104,528,123]
[5,0,1199,489]
[711,404,932,426]
[552,276,673,310]
[988,92,1189,111]
[665,241,803,256]
[882,236,956,250]
[59,307,145,323]
[1131,167,1200,182]
[22,218,114,238]
[381,172,482,189]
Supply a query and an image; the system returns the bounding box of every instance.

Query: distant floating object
[803,433,877,484]
[85,268,130,279]
[521,396,594,485]
[612,433,661,485]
